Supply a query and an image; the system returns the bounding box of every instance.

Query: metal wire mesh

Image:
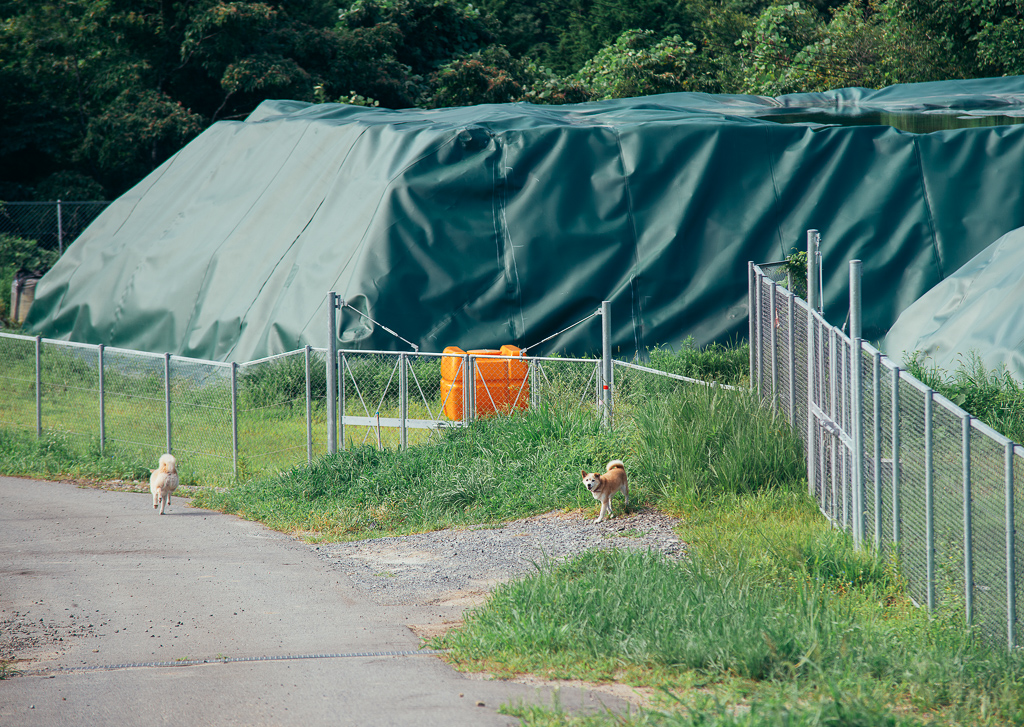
[970,427,1009,644]
[169,356,233,476]
[238,351,316,471]
[932,399,966,613]
[531,358,601,413]
[0,201,110,254]
[102,346,169,462]
[0,333,36,432]
[340,352,406,451]
[753,262,1023,647]
[39,340,100,444]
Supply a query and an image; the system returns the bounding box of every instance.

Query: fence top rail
[613,360,742,391]
[0,331,37,343]
[336,348,601,365]
[969,414,1015,448]
[102,344,232,369]
[41,337,103,353]
[242,349,308,366]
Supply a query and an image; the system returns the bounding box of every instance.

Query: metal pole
[339,352,346,450]
[601,300,612,427]
[873,351,882,550]
[769,281,778,413]
[850,260,864,548]
[35,336,41,439]
[327,292,337,455]
[756,270,764,401]
[1006,441,1017,649]
[806,231,819,500]
[826,326,835,518]
[57,199,63,256]
[164,353,172,454]
[305,346,312,463]
[892,366,901,548]
[840,332,848,530]
[466,355,475,424]
[400,353,408,450]
[748,261,756,394]
[231,362,238,476]
[787,291,796,426]
[98,344,105,456]
[529,358,538,410]
[925,389,935,613]
[462,354,470,425]
[963,413,973,626]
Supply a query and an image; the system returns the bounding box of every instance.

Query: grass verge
[0,426,153,483]
[193,402,636,538]
[440,493,1024,726]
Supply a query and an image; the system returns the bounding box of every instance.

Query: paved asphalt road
[0,477,629,726]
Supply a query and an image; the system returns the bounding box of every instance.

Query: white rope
[339,300,419,352]
[521,310,601,354]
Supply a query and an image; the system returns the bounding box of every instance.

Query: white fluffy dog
[149,453,179,515]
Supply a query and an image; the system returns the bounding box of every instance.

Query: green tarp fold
[884,226,1024,380]
[25,77,1024,361]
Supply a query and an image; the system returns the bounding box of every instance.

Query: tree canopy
[0,0,1017,200]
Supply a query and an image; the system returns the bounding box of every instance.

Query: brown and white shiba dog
[581,459,628,523]
[150,453,179,515]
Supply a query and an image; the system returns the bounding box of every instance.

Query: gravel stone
[316,507,685,606]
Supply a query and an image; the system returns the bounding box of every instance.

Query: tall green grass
[633,384,805,512]
[646,338,750,387]
[0,427,153,482]
[906,351,1024,444]
[193,402,635,537]
[443,541,1024,726]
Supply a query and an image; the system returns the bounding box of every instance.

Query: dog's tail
[606,459,625,473]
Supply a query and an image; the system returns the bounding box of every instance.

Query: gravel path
[315,508,685,612]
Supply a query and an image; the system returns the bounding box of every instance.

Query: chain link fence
[752,260,1022,650]
[1,332,711,486]
[0,201,111,255]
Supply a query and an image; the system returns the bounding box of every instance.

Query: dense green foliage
[1,0,1017,200]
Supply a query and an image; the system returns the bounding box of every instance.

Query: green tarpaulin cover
[884,226,1024,380]
[24,77,1024,362]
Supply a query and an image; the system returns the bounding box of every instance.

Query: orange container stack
[440,345,530,420]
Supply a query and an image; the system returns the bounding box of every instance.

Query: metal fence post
[465,354,475,425]
[339,352,346,450]
[963,413,973,626]
[892,366,902,548]
[35,335,41,439]
[769,281,778,412]
[806,230,819,500]
[1006,441,1017,649]
[601,300,612,427]
[57,199,63,255]
[327,292,337,455]
[756,270,764,401]
[98,344,105,456]
[748,261,756,394]
[850,260,864,549]
[925,388,935,613]
[164,353,172,454]
[873,350,882,550]
[787,291,796,425]
[305,345,312,463]
[400,352,408,450]
[231,362,238,476]
[530,358,538,410]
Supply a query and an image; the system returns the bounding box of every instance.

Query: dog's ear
[581,470,587,478]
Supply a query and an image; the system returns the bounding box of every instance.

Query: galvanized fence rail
[750,233,1021,650]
